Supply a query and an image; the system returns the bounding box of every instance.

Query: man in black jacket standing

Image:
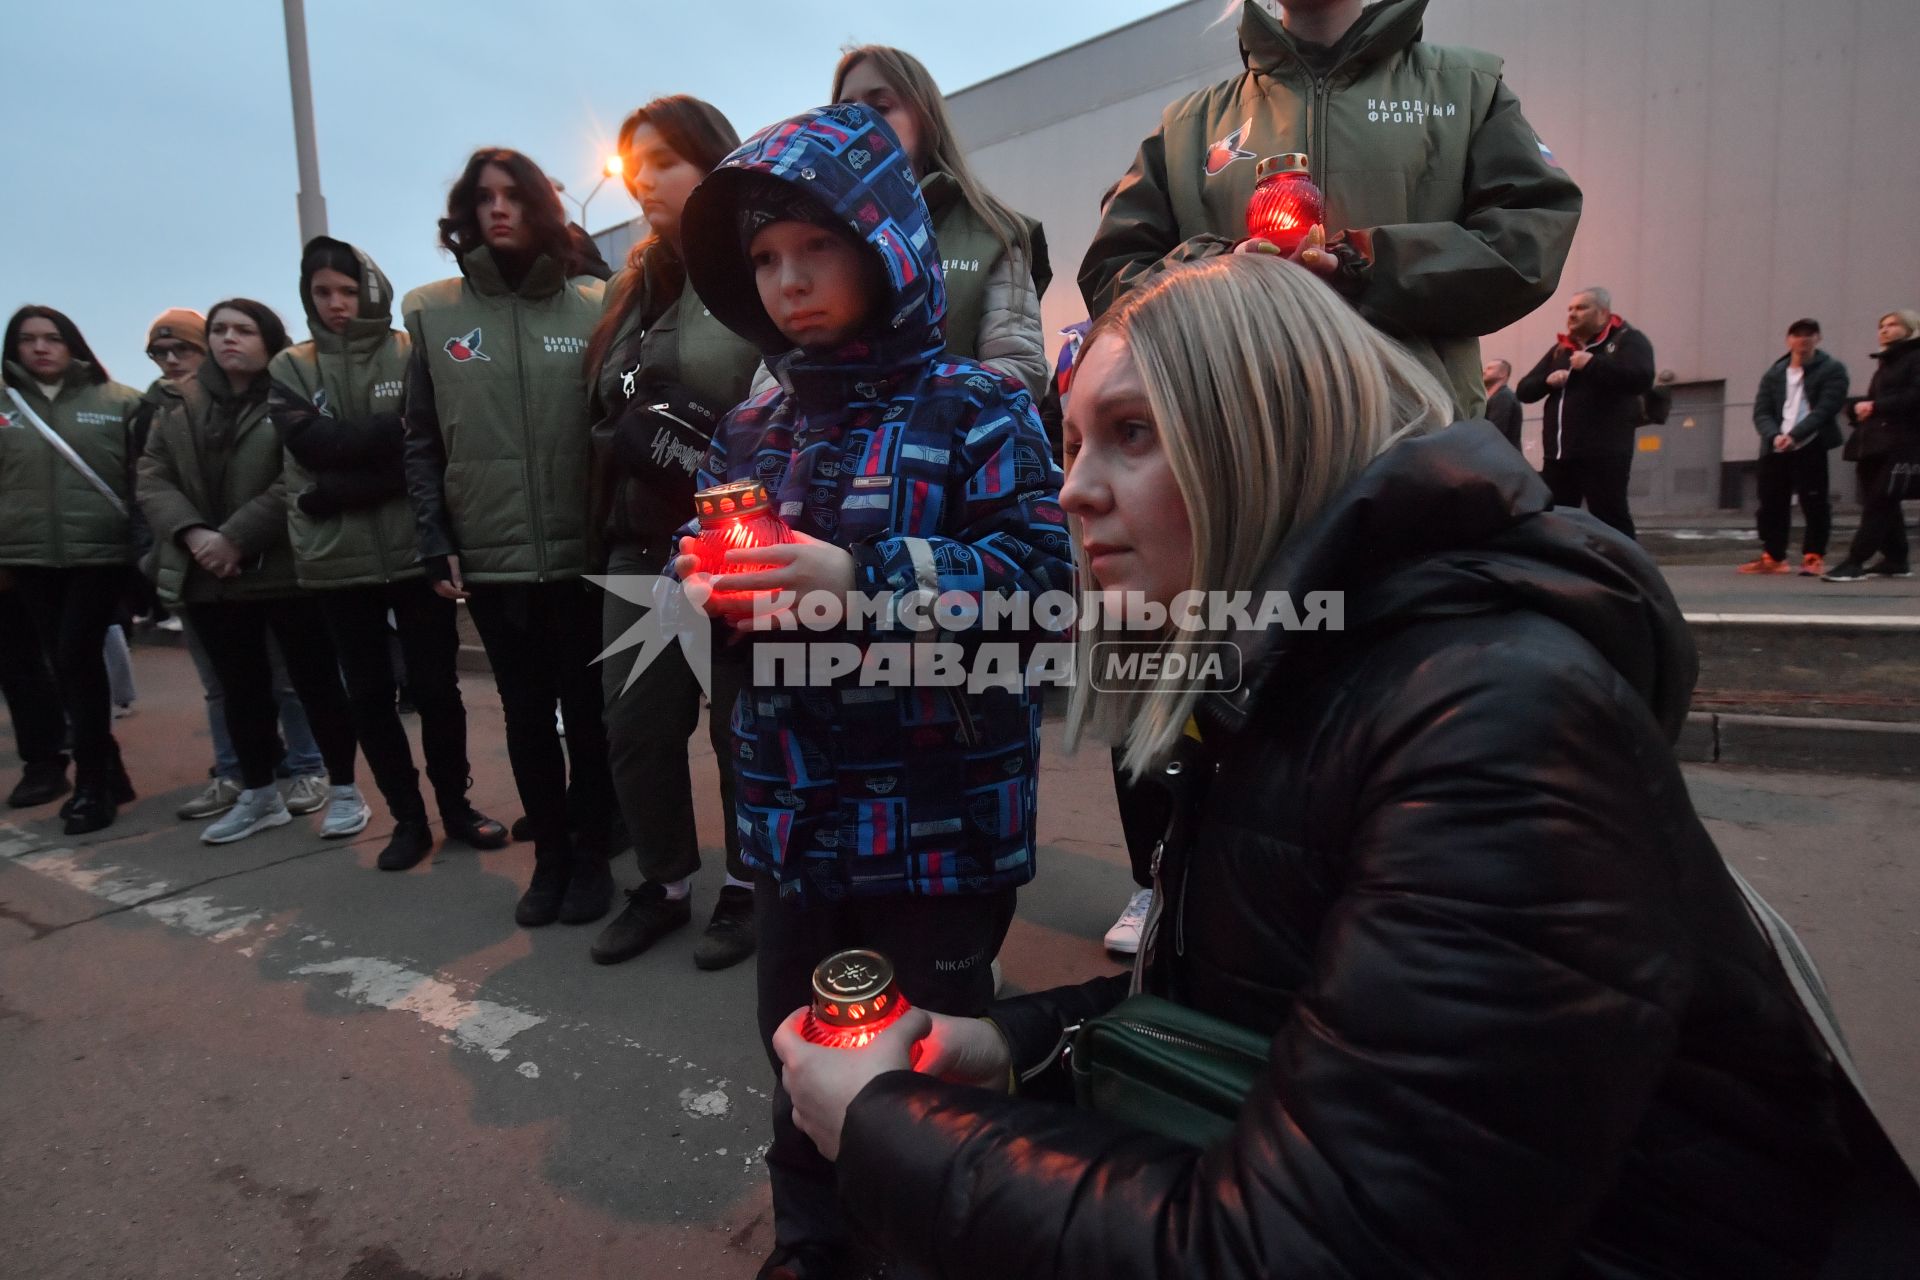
[1517,287,1656,538]
[1482,358,1523,449]
[1739,319,1848,576]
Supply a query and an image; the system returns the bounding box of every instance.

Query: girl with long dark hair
[582,96,763,971]
[0,306,144,832]
[402,148,616,928]
[136,299,368,845]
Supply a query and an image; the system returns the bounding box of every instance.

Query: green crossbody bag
[1068,993,1268,1149]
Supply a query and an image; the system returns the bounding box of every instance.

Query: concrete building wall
[943,0,1920,507]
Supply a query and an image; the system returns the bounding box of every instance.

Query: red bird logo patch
[443,327,490,363]
[1205,118,1256,176]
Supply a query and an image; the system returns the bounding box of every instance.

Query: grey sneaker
[177,776,242,821]
[284,773,329,815]
[320,785,371,839]
[201,788,293,845]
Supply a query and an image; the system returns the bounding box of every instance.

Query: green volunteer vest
[0,362,141,568]
[403,248,605,583]
[270,323,419,589]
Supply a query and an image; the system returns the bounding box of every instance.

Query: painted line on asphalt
[0,822,764,1110]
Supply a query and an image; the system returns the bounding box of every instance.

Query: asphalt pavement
[2,645,1915,1279]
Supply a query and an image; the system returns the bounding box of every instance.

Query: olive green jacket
[402,247,605,583]
[1079,0,1582,417]
[137,365,298,605]
[269,241,419,589]
[0,361,142,567]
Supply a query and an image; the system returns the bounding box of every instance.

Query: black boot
[558,839,615,925]
[511,815,535,843]
[590,881,691,965]
[7,758,69,809]
[376,818,435,871]
[692,884,757,971]
[62,781,117,836]
[443,804,510,850]
[106,740,136,806]
[515,842,572,927]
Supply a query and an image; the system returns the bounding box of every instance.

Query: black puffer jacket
[837,422,1869,1279]
[1846,333,1920,461]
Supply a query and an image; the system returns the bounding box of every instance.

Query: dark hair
[439,147,579,271]
[205,298,292,358]
[4,305,109,385]
[585,96,742,391]
[1787,318,1821,337]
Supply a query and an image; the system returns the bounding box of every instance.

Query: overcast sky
[5,0,1170,388]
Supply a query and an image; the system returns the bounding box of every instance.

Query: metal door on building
[1627,381,1724,514]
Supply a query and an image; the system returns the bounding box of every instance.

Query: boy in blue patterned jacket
[677,103,1071,1279]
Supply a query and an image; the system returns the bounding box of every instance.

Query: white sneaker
[320,785,372,839]
[284,773,329,815]
[201,788,293,845]
[177,776,242,821]
[1104,888,1153,955]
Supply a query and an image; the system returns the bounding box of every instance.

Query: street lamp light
[556,154,625,232]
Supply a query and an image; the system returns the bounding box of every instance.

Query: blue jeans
[181,613,323,779]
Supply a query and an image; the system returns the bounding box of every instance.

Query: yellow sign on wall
[1638,435,1662,452]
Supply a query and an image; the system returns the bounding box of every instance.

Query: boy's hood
[681,102,946,363]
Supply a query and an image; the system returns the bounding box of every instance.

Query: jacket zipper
[510,297,547,581]
[1309,76,1330,189]
[353,344,393,584]
[44,392,66,567]
[1107,1020,1246,1059]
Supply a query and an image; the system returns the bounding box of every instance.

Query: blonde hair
[1881,310,1920,344]
[831,46,1033,279]
[1065,256,1455,779]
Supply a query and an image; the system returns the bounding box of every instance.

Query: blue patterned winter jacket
[680,103,1073,904]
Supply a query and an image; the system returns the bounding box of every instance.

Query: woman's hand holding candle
[677,530,855,627]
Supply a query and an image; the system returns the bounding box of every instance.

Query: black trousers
[1542,453,1636,540]
[0,585,66,768]
[754,878,1017,1266]
[318,579,470,824]
[1755,446,1832,560]
[601,538,748,884]
[187,596,358,791]
[1848,456,1911,570]
[12,566,129,779]
[465,579,612,849]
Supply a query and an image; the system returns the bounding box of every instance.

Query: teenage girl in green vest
[268,237,510,872]
[824,45,1052,398]
[402,149,616,931]
[0,307,143,833]
[582,96,763,972]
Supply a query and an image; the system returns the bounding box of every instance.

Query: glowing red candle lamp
[1245,153,1325,256]
[803,949,911,1050]
[692,480,794,580]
